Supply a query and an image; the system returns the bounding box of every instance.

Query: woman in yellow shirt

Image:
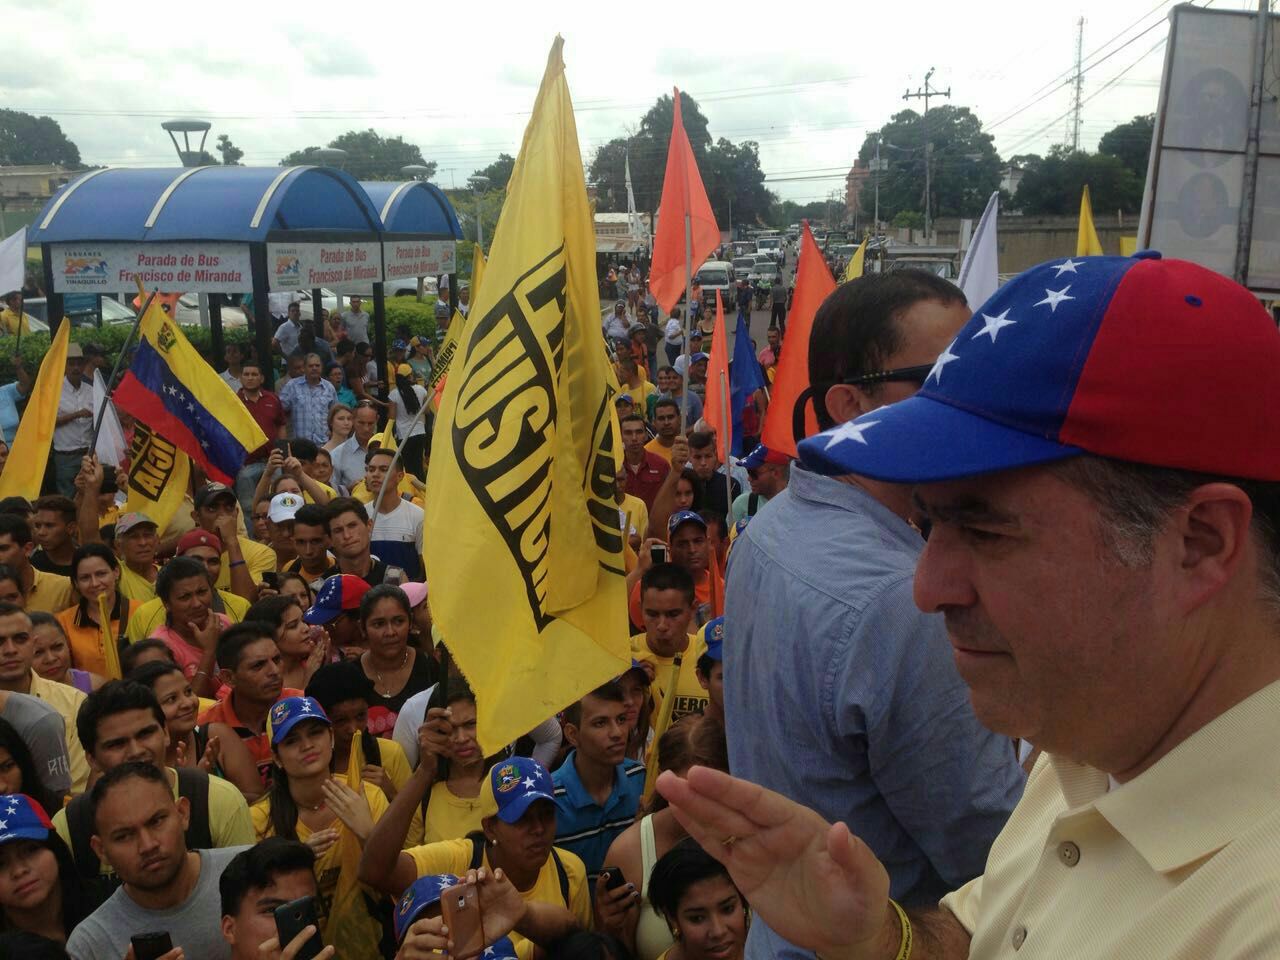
[418,685,488,844]
[249,696,393,957]
[54,544,141,676]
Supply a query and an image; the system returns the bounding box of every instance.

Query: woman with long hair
[599,716,730,959]
[417,684,490,843]
[0,794,89,944]
[250,696,392,956]
[128,659,263,800]
[28,613,105,695]
[53,544,140,676]
[647,840,748,960]
[244,595,329,691]
[0,720,59,816]
[388,365,431,482]
[323,402,355,452]
[674,469,703,513]
[336,585,439,738]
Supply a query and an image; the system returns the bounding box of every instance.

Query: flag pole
[90,288,158,455]
[681,211,693,431]
[719,369,732,512]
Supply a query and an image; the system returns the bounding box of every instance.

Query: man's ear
[562,720,580,750]
[823,383,875,424]
[1174,483,1254,614]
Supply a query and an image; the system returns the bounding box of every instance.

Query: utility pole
[871,136,889,235]
[1071,17,1086,152]
[903,67,950,242]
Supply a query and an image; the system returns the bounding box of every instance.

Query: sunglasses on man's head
[839,363,935,387]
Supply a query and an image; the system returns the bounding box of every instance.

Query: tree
[0,110,81,167]
[855,105,1002,224]
[704,138,773,231]
[1098,114,1155,179]
[472,153,515,191]
[217,134,244,166]
[280,129,435,181]
[1011,145,1143,214]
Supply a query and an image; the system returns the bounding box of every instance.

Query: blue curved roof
[361,180,463,238]
[29,166,383,244]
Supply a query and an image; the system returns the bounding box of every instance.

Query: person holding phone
[219,838,334,960]
[393,872,519,960]
[249,697,395,958]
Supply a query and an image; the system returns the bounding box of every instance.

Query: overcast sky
[6,0,1257,206]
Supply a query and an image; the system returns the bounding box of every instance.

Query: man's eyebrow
[913,492,1021,527]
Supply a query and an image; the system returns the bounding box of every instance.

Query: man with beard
[65,761,248,960]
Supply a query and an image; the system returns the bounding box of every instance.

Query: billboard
[1139,5,1278,293]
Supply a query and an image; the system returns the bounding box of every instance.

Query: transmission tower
[1070,17,1085,151]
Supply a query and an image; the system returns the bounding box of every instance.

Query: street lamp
[315,148,347,169]
[469,174,490,250]
[161,119,212,167]
[401,165,432,181]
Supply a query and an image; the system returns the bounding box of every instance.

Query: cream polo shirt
[941,679,1280,958]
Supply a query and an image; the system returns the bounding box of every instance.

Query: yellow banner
[1077,184,1104,257]
[0,320,71,500]
[425,37,629,754]
[123,423,192,534]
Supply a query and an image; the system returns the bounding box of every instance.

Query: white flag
[956,191,999,311]
[92,370,127,469]
[0,228,26,296]
[625,153,647,250]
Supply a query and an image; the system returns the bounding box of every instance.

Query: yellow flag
[1077,185,1104,256]
[425,36,629,754]
[123,423,192,534]
[0,320,71,499]
[427,311,467,414]
[98,592,122,680]
[643,654,683,802]
[327,730,381,956]
[843,237,868,282]
[373,419,397,453]
[1119,236,1138,257]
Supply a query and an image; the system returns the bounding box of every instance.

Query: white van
[756,236,784,265]
[694,260,735,307]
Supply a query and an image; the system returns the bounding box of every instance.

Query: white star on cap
[1053,258,1083,277]
[822,419,880,451]
[1035,286,1074,312]
[927,340,961,384]
[299,701,312,713]
[0,820,7,830]
[971,309,1015,343]
[523,777,536,789]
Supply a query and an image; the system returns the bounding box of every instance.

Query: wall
[932,214,1141,273]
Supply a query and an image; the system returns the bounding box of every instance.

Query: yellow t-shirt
[127,589,251,643]
[54,766,254,875]
[623,379,658,413]
[303,482,338,505]
[422,780,486,844]
[251,781,390,946]
[118,564,159,603]
[349,476,423,507]
[630,632,709,724]
[405,838,592,959]
[361,736,425,846]
[0,308,31,336]
[28,569,73,615]
[215,537,277,592]
[620,494,649,543]
[644,437,675,464]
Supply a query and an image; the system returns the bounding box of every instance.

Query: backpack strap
[467,831,486,871]
[550,848,570,907]
[362,730,382,768]
[748,493,760,516]
[175,766,213,850]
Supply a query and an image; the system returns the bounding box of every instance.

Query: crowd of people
[0,242,1277,960]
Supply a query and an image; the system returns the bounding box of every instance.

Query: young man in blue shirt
[551,680,645,883]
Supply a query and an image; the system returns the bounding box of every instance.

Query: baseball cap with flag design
[268,696,331,745]
[799,253,1280,484]
[479,756,555,824]
[303,574,371,625]
[393,875,520,957]
[0,793,54,845]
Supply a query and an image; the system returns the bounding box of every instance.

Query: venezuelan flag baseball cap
[479,756,555,824]
[394,873,459,942]
[668,510,707,536]
[703,616,724,662]
[799,253,1280,484]
[268,696,331,745]
[304,574,371,625]
[740,444,790,470]
[0,794,53,845]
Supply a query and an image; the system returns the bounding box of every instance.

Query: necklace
[369,648,410,697]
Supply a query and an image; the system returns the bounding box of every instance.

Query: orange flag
[703,291,731,462]
[761,222,837,458]
[649,88,721,314]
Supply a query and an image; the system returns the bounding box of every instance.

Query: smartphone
[274,895,325,960]
[603,866,628,891]
[440,881,485,960]
[130,932,173,960]
[261,570,280,590]
[650,543,668,566]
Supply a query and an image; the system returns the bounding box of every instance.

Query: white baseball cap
[268,492,304,524]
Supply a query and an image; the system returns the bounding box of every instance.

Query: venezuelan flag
[113,300,267,484]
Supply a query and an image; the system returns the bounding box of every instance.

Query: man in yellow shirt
[616,355,657,416]
[0,603,89,793]
[656,255,1280,959]
[191,483,276,600]
[0,514,72,613]
[630,563,707,725]
[644,398,681,464]
[113,512,161,602]
[0,291,33,336]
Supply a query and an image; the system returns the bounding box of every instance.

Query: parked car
[732,257,756,280]
[23,296,137,331]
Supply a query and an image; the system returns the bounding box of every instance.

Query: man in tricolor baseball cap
[660,253,1280,960]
